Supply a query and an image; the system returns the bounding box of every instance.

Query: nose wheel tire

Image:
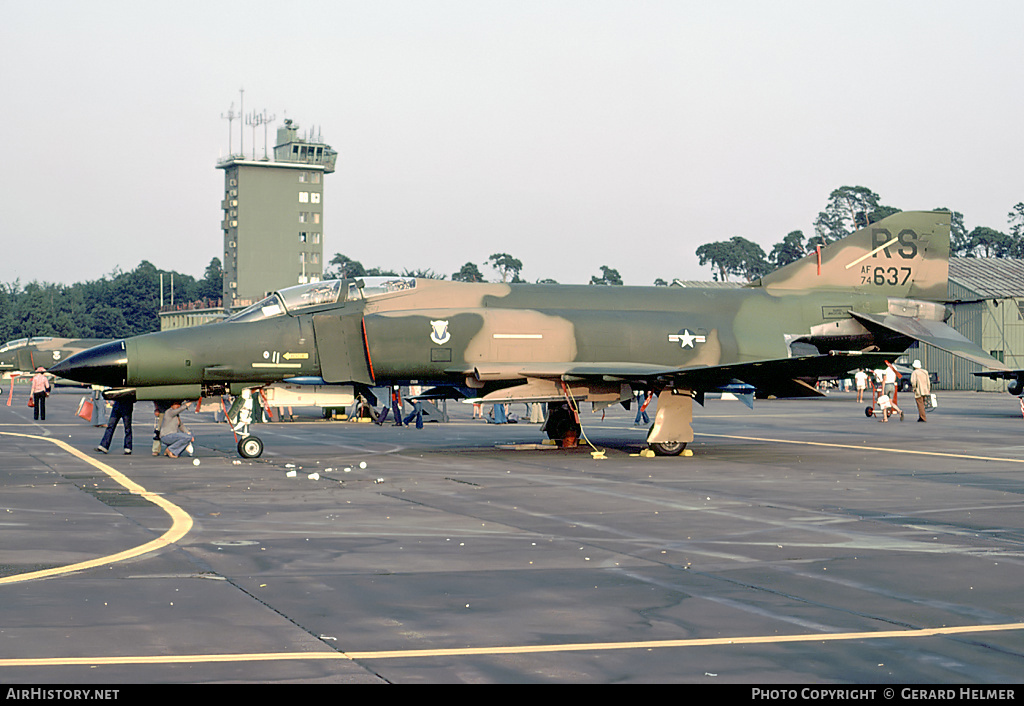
[649,440,687,456]
[237,435,264,459]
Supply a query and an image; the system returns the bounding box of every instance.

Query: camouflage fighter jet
[1,336,110,380]
[50,210,1008,457]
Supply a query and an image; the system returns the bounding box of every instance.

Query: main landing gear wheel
[544,405,582,448]
[649,440,687,456]
[647,423,687,456]
[237,435,264,459]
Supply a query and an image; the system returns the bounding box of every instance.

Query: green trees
[323,253,403,279]
[324,252,528,284]
[487,253,524,283]
[813,186,898,242]
[1009,203,1024,241]
[695,237,769,282]
[452,262,484,282]
[589,266,623,286]
[768,231,808,269]
[196,258,224,301]
[961,227,1016,258]
[0,262,220,343]
[325,253,367,279]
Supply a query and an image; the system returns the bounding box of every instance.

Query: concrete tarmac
[2,385,1024,684]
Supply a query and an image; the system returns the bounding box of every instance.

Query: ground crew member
[910,360,931,422]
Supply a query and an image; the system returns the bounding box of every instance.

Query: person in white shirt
[854,369,868,403]
[876,393,903,422]
[882,363,898,398]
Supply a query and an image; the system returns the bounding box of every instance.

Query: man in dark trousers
[96,398,134,455]
[375,386,404,426]
[910,359,931,422]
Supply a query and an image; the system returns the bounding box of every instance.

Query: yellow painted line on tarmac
[697,432,1024,464]
[0,431,193,585]
[2,621,1022,668]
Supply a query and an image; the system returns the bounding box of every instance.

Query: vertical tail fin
[758,210,950,301]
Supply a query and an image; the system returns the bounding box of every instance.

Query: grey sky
[2,0,1021,288]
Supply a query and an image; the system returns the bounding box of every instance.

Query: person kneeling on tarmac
[876,393,904,422]
[160,401,194,458]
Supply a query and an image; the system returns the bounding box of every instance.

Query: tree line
[0,259,223,344]
[324,252,624,286]
[3,186,1020,341]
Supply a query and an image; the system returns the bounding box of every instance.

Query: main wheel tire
[649,440,687,456]
[238,435,264,458]
[544,407,581,443]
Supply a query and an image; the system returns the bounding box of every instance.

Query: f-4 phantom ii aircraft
[1,336,110,380]
[50,210,1008,457]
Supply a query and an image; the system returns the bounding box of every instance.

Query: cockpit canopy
[223,277,418,324]
[0,337,53,353]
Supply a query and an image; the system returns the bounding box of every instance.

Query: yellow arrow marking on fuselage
[282,352,309,360]
[0,431,193,585]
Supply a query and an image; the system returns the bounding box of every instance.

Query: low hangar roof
[948,258,1024,299]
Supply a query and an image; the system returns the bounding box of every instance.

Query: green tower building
[218,118,337,309]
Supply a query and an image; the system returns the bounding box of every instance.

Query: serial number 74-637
[862,266,912,286]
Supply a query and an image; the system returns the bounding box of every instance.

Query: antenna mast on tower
[220,102,237,156]
[245,108,277,160]
[238,87,245,158]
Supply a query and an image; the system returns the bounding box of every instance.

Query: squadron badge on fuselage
[430,320,451,345]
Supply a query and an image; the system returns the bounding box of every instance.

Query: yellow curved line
[0,431,193,585]
[1,621,1022,667]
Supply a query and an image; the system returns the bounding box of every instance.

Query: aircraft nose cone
[49,340,128,387]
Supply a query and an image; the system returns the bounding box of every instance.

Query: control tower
[217,118,337,309]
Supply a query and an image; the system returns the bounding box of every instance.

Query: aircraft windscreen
[224,294,286,323]
[280,280,343,311]
[225,281,345,323]
[0,338,28,353]
[346,277,417,301]
[225,278,411,322]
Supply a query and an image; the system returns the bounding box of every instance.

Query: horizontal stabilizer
[849,312,1010,370]
[974,369,1022,381]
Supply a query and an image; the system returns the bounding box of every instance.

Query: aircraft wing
[459,351,895,403]
[849,311,1010,370]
